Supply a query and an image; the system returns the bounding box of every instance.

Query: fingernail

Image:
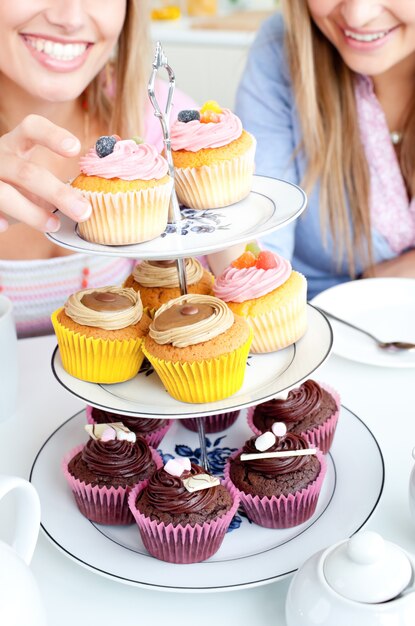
[0,218,9,232]
[61,138,80,152]
[46,216,60,232]
[72,201,92,220]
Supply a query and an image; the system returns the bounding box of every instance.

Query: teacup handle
[0,475,41,565]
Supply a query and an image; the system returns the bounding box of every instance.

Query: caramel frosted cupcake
[142,294,253,403]
[86,405,172,449]
[225,424,326,529]
[51,286,151,383]
[247,380,340,454]
[170,101,256,210]
[128,457,239,563]
[123,258,213,314]
[71,137,172,245]
[63,422,162,525]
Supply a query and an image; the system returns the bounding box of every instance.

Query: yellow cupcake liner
[77,178,173,245]
[174,137,256,210]
[142,329,253,403]
[246,290,308,353]
[51,308,145,384]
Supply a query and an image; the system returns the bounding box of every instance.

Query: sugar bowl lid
[323,531,413,603]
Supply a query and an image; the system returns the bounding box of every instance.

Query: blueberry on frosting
[95,135,117,158]
[178,109,200,123]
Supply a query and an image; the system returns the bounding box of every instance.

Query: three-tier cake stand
[29,44,385,592]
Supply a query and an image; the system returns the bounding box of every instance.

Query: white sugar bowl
[285,531,415,626]
[0,475,47,626]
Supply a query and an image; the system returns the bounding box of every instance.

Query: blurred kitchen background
[150,0,279,108]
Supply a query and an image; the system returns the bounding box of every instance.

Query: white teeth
[26,37,87,61]
[344,29,389,42]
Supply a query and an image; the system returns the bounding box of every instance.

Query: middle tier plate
[45,175,306,259]
[51,304,332,418]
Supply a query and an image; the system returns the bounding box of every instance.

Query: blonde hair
[281,1,415,276]
[86,0,151,139]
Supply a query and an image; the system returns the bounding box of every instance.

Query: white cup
[0,295,18,422]
[0,475,47,626]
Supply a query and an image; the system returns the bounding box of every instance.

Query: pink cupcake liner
[85,405,172,448]
[62,444,163,525]
[224,450,326,529]
[128,480,240,564]
[181,410,241,433]
[246,382,341,454]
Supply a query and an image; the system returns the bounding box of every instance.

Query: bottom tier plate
[29,405,384,592]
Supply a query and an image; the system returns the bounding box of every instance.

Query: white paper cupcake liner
[77,179,173,245]
[174,137,256,210]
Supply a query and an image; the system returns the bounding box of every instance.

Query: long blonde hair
[281,1,415,276]
[86,0,151,139]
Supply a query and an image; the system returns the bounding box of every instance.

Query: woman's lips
[21,34,92,72]
[340,24,398,51]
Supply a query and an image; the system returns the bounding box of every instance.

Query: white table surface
[1,334,415,625]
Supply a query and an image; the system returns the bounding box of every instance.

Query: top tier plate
[45,175,306,260]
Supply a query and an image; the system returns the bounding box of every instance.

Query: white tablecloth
[1,335,414,625]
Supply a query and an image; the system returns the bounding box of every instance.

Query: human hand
[0,114,92,233]
[362,249,415,279]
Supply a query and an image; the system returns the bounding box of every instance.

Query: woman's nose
[340,0,385,29]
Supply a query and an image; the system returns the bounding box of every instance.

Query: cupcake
[181,411,240,433]
[225,424,326,529]
[128,456,239,563]
[123,257,213,315]
[86,405,172,449]
[247,380,340,454]
[142,294,253,403]
[51,286,151,383]
[170,101,256,209]
[71,136,173,245]
[63,422,162,525]
[214,247,307,353]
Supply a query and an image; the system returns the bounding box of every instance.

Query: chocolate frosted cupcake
[51,286,151,383]
[181,411,240,433]
[142,294,253,403]
[123,258,213,315]
[128,457,239,563]
[225,423,326,528]
[247,380,340,453]
[86,405,172,448]
[63,423,162,525]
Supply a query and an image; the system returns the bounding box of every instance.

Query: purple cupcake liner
[128,480,240,564]
[86,405,172,449]
[181,410,241,433]
[62,444,163,525]
[246,382,341,454]
[224,450,326,529]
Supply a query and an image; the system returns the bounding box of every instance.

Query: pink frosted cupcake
[170,101,256,209]
[224,424,326,529]
[214,249,307,353]
[247,380,340,454]
[128,457,239,563]
[63,422,162,525]
[71,136,173,245]
[86,405,172,449]
[181,411,240,433]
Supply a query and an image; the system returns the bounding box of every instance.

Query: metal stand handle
[148,42,207,469]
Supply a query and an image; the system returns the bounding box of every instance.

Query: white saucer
[30,405,384,592]
[45,175,307,259]
[51,304,332,418]
[311,278,415,368]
